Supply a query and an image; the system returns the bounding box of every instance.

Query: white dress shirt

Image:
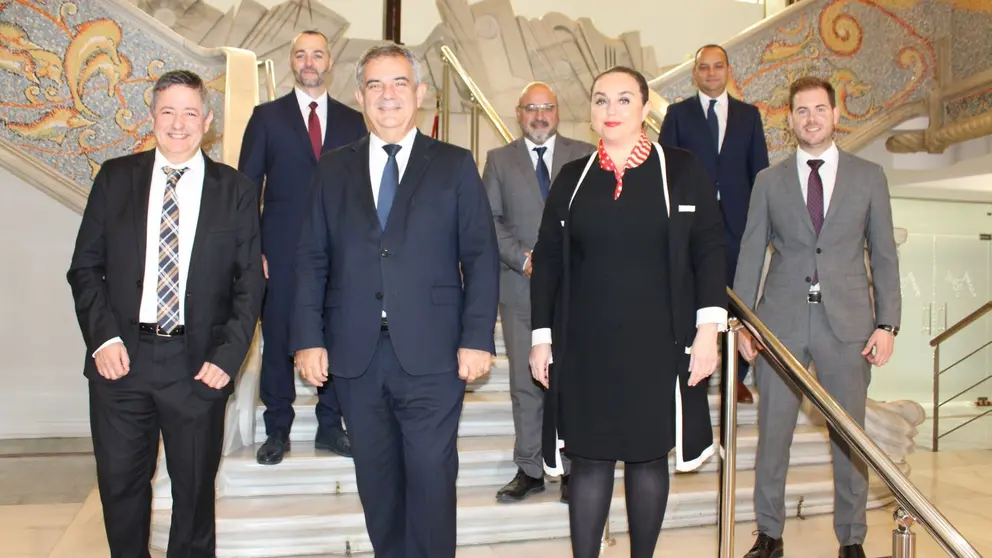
[94,149,206,356]
[524,134,557,171]
[698,90,729,153]
[295,87,327,144]
[796,142,839,292]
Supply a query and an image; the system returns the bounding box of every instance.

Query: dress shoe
[496,469,545,503]
[743,533,783,558]
[315,426,352,458]
[738,382,755,404]
[839,544,866,558]
[560,474,570,503]
[256,432,290,465]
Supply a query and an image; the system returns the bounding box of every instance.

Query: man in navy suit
[661,44,769,403]
[291,44,499,558]
[238,30,366,465]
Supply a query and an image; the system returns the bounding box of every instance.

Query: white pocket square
[678,205,696,212]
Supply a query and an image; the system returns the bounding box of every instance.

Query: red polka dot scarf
[597,131,653,200]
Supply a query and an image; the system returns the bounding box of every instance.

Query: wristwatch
[876,324,899,336]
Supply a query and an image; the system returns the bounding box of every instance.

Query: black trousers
[89,333,227,558]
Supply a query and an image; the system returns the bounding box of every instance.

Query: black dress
[558,149,678,463]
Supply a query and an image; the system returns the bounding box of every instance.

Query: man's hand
[688,324,719,387]
[261,254,269,280]
[529,343,551,389]
[94,342,130,380]
[862,329,895,366]
[194,362,231,389]
[738,328,763,362]
[523,251,533,277]
[458,348,492,383]
[295,348,329,387]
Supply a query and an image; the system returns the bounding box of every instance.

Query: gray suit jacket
[483,135,595,308]
[733,148,900,343]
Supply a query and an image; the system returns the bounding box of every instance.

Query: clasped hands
[294,347,493,386]
[93,343,230,388]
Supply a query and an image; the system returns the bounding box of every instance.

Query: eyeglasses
[518,103,557,113]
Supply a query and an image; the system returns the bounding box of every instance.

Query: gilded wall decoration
[0,0,226,190]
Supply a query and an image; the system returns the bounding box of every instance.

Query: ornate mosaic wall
[0,0,226,189]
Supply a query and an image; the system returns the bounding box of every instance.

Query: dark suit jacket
[238,92,367,267]
[290,132,500,378]
[661,95,769,243]
[67,150,265,398]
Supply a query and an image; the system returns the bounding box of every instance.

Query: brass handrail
[726,287,982,558]
[256,59,277,102]
[930,301,992,347]
[438,45,514,144]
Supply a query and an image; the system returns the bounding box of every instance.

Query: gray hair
[354,44,423,89]
[151,70,210,115]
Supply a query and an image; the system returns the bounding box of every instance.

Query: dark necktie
[308,101,322,160]
[807,159,825,284]
[378,144,401,229]
[158,166,188,333]
[534,146,550,200]
[707,98,720,153]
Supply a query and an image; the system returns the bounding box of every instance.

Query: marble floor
[2,437,990,558]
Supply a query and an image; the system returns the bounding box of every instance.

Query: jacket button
[136,280,142,288]
[816,248,822,254]
[375,292,383,300]
[805,276,812,283]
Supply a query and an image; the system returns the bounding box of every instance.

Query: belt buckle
[807,292,821,304]
[155,326,170,337]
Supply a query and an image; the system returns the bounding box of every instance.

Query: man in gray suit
[734,76,900,558]
[483,82,594,504]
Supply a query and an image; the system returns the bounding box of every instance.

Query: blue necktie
[378,144,401,229]
[534,146,550,200]
[707,98,720,153]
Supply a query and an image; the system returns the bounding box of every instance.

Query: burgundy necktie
[308,101,321,160]
[807,159,825,284]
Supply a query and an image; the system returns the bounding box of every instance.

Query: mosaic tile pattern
[946,88,992,122]
[0,0,226,191]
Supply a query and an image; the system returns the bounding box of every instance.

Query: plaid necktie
[157,166,188,333]
[806,159,825,284]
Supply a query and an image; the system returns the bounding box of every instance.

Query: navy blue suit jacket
[661,95,769,242]
[290,132,500,378]
[238,92,367,267]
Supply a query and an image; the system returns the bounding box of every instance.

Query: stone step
[255,391,799,444]
[149,464,893,557]
[213,425,831,499]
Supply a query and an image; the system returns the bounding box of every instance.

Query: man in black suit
[291,44,500,558]
[239,30,366,464]
[67,70,264,558]
[661,44,769,403]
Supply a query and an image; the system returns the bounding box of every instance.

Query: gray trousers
[753,302,870,545]
[500,301,570,479]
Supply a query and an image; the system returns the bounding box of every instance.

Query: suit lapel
[281,92,317,164]
[725,97,747,150]
[187,155,222,284]
[510,139,543,202]
[345,136,379,231]
[389,132,434,224]
[689,94,719,158]
[320,95,339,154]
[824,150,850,227]
[550,137,569,182]
[783,156,815,235]
[131,150,155,265]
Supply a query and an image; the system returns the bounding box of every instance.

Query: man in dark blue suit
[238,30,366,464]
[291,44,499,558]
[661,44,769,403]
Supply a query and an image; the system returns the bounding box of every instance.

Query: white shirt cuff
[531,328,552,346]
[92,337,123,358]
[696,307,728,332]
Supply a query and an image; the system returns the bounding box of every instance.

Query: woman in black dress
[528,66,727,557]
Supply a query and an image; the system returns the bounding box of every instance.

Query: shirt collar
[370,126,418,155]
[524,134,557,154]
[796,142,839,169]
[699,89,729,108]
[154,148,204,175]
[295,87,327,110]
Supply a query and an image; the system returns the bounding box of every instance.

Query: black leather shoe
[256,432,290,465]
[559,474,569,504]
[315,426,352,458]
[743,533,784,558]
[839,544,866,558]
[496,469,545,503]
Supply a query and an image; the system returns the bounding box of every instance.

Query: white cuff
[531,328,552,346]
[92,337,123,358]
[696,307,728,332]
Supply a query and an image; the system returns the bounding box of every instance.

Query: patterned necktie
[534,146,550,200]
[308,101,322,160]
[806,159,825,284]
[707,98,720,153]
[378,144,401,229]
[157,166,188,333]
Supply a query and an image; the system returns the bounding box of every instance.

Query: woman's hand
[688,324,720,387]
[529,343,552,389]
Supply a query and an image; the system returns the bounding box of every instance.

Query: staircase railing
[724,288,983,558]
[929,301,992,452]
[438,45,513,161]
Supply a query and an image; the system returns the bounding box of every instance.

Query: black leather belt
[380,317,389,331]
[807,292,822,304]
[139,323,185,336]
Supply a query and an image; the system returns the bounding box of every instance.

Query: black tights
[568,454,670,558]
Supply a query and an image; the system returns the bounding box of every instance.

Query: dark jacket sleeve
[530,164,575,331]
[660,104,680,146]
[746,106,770,188]
[683,150,727,313]
[290,165,332,353]
[238,106,267,213]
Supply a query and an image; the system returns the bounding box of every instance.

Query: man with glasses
[482,82,594,504]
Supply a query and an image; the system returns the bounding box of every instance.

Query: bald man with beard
[482,82,594,504]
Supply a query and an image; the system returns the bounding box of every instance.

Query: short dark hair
[151,70,209,114]
[590,65,649,105]
[789,76,836,110]
[355,44,422,87]
[293,30,330,51]
[694,44,729,65]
